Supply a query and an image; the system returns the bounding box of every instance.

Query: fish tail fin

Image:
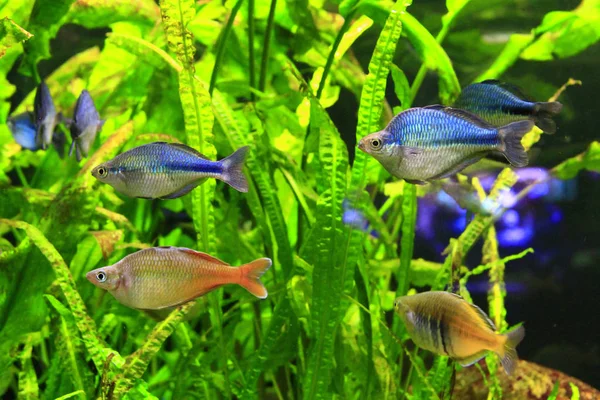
[533,102,562,134]
[499,325,525,375]
[220,146,249,192]
[239,258,272,299]
[498,120,533,167]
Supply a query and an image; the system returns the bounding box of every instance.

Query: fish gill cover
[1,0,600,399]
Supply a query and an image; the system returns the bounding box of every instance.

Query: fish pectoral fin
[429,153,487,180]
[159,179,206,199]
[401,146,423,158]
[455,350,488,368]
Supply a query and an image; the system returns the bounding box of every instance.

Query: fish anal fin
[455,350,488,368]
[429,153,487,181]
[404,178,428,185]
[159,179,207,199]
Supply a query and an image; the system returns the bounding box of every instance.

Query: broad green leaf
[521,2,600,61]
[19,0,77,77]
[0,17,32,58]
[66,0,160,28]
[476,34,534,82]
[399,12,460,104]
[390,64,410,110]
[552,141,600,180]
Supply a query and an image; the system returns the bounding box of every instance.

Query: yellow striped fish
[394,291,525,374]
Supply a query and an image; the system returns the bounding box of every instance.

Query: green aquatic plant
[1,0,600,399]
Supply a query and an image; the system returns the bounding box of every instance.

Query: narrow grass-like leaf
[159,0,216,254]
[213,90,294,276]
[17,336,38,400]
[45,294,90,399]
[304,98,349,400]
[113,302,196,396]
[570,382,581,400]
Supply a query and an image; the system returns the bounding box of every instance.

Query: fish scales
[395,291,525,374]
[86,246,271,309]
[92,142,249,198]
[358,107,531,183]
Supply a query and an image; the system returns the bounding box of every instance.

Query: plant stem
[259,0,277,92]
[248,0,256,101]
[316,7,358,99]
[209,0,244,95]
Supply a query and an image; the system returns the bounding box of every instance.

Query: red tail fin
[239,258,272,299]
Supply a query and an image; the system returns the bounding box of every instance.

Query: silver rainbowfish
[92,142,249,198]
[358,106,534,184]
[394,291,525,374]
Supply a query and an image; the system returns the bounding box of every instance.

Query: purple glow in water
[502,209,520,227]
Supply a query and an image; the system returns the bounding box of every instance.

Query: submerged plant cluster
[1,0,600,399]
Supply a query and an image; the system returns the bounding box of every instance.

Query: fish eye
[96,271,107,282]
[370,138,382,149]
[97,167,108,177]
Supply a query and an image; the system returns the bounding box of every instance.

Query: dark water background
[6,0,600,389]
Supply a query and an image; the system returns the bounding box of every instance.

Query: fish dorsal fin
[479,80,532,101]
[431,106,496,129]
[423,104,445,111]
[159,142,210,160]
[171,247,230,265]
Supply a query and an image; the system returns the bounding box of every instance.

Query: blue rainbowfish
[7,112,39,150]
[69,90,104,161]
[394,291,525,374]
[358,106,534,184]
[34,81,58,150]
[454,80,562,134]
[92,142,249,198]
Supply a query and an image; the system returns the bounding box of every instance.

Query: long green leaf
[552,141,600,180]
[159,0,216,254]
[304,98,349,400]
[17,336,39,400]
[400,11,460,104]
[0,219,124,372]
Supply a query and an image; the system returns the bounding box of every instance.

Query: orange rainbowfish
[86,246,271,310]
[394,291,525,374]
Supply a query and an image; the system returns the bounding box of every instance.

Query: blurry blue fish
[342,199,370,232]
[92,142,249,198]
[69,90,104,161]
[358,106,534,184]
[34,81,58,149]
[7,112,39,150]
[454,80,562,134]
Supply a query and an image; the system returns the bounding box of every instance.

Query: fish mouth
[85,271,95,283]
[357,140,366,152]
